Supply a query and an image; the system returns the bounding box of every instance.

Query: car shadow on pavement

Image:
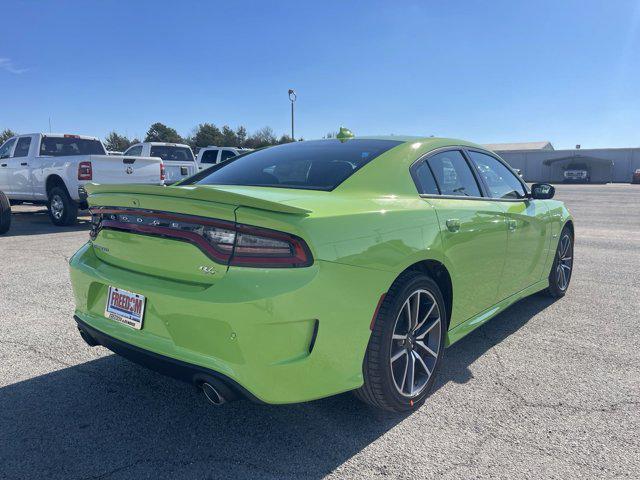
[2,209,90,237]
[0,294,555,480]
[433,292,556,391]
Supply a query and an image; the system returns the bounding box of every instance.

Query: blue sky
[2,0,639,148]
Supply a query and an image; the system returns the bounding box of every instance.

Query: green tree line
[107,122,297,152]
[1,123,298,153]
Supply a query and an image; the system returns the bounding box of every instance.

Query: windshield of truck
[40,137,106,156]
[150,145,194,162]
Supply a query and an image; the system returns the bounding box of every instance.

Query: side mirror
[530,183,555,200]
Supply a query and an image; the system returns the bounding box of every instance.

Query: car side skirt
[445,279,549,346]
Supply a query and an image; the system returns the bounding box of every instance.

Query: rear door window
[13,137,32,157]
[427,150,481,197]
[412,161,439,194]
[186,139,402,191]
[200,149,219,164]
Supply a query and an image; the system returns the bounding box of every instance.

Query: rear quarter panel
[235,194,443,274]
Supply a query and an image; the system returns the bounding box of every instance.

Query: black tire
[547,225,574,298]
[47,186,78,226]
[0,191,11,235]
[354,271,447,412]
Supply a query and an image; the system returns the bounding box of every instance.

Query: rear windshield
[150,145,194,162]
[40,137,105,156]
[185,139,402,191]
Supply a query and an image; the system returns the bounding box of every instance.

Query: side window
[412,161,439,194]
[201,150,219,164]
[13,137,32,157]
[124,145,143,156]
[0,138,17,159]
[220,150,237,162]
[427,150,481,197]
[468,151,526,199]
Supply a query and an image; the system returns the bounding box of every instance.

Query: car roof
[355,135,485,147]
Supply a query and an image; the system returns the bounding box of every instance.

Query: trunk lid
[85,184,313,284]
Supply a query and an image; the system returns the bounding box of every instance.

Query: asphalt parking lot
[1,184,638,479]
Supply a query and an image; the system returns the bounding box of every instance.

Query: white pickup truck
[0,133,164,226]
[123,142,198,184]
[195,146,252,170]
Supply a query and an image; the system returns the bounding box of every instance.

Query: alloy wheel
[390,289,442,397]
[51,195,64,220]
[556,233,573,291]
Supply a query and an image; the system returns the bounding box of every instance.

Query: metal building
[484,141,640,183]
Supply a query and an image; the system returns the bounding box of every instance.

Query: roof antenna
[48,117,52,133]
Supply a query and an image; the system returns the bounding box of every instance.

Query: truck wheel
[0,191,11,234]
[48,186,78,226]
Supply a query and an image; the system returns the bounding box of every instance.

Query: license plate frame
[104,286,146,330]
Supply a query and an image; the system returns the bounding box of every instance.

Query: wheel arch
[563,219,574,237]
[45,174,69,197]
[394,259,453,330]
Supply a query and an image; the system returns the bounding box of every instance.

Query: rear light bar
[160,163,165,181]
[89,208,313,268]
[78,161,93,180]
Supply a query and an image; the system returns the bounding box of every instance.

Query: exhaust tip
[202,382,226,405]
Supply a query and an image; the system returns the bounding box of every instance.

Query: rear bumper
[74,315,258,402]
[69,243,392,404]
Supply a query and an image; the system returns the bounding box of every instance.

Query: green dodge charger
[69,135,574,412]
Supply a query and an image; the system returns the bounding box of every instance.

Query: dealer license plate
[104,286,146,330]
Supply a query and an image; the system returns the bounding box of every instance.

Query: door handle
[507,219,517,231]
[20,162,28,166]
[446,218,461,232]
[0,163,7,167]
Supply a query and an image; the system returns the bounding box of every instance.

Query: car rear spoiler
[84,183,312,215]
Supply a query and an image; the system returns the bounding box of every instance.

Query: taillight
[89,208,313,268]
[160,163,165,181]
[228,224,311,267]
[78,161,92,180]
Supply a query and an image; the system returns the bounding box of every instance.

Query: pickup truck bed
[0,133,164,225]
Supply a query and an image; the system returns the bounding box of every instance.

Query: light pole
[288,89,296,140]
